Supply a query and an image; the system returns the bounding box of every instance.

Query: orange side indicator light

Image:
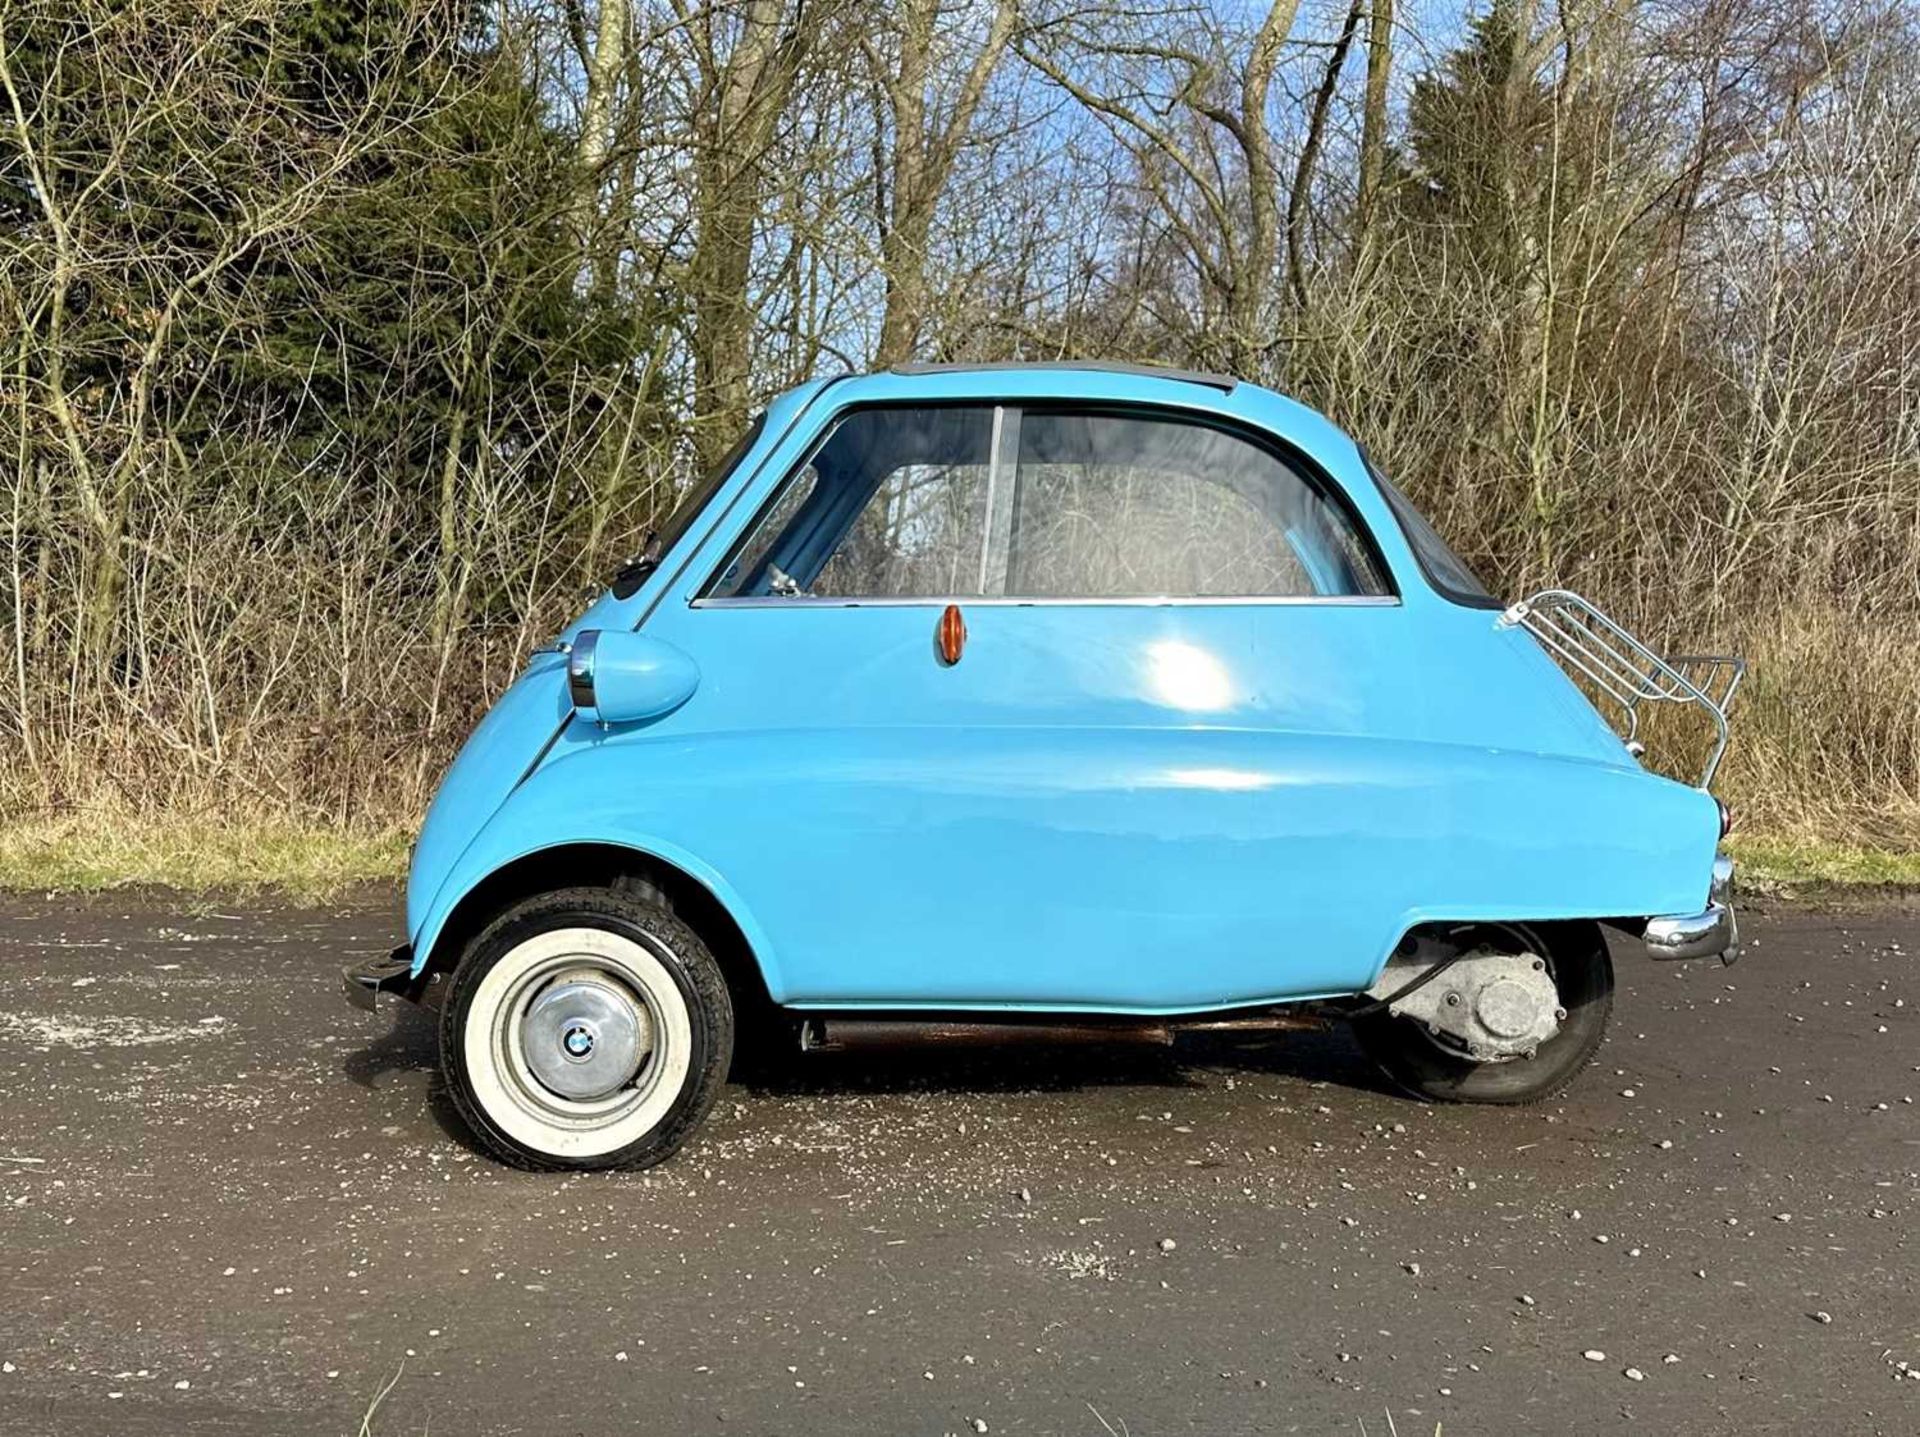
[936,604,967,666]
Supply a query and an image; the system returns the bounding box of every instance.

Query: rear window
[1363,454,1500,609]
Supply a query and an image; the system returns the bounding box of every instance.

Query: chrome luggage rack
[1499,589,1745,789]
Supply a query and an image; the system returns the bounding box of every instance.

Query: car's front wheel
[440,887,733,1170]
[1348,920,1612,1104]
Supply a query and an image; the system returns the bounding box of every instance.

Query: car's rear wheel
[440,887,732,1170]
[1348,921,1612,1104]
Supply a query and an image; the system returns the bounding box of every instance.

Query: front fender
[405,738,785,997]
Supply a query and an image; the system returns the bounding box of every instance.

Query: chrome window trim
[690,594,1403,611]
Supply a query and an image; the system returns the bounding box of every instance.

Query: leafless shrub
[0,0,1913,848]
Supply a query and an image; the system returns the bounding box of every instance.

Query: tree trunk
[1286,0,1362,309]
[573,0,630,259]
[1354,0,1393,267]
[873,0,1016,366]
[1226,0,1299,373]
[687,0,805,468]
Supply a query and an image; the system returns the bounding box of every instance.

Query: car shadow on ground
[737,1019,1397,1100]
[337,1005,1403,1154]
[738,1015,1397,1099]
[340,1000,437,1090]
[1177,1024,1397,1095]
[747,1032,1206,1097]
[339,1001,492,1150]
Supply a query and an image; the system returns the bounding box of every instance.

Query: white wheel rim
[463,926,695,1160]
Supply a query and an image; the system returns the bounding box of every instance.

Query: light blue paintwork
[572,630,700,725]
[403,367,1721,1013]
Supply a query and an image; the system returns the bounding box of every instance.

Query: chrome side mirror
[566,629,700,725]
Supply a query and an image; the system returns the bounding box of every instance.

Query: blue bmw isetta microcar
[346,363,1743,1171]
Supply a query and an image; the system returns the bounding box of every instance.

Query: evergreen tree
[1402,0,1554,291]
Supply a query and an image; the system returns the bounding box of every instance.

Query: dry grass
[1713,605,1920,846]
[0,811,408,903]
[1726,835,1920,892]
[0,806,1911,905]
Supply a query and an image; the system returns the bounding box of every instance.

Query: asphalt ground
[1,889,1916,1435]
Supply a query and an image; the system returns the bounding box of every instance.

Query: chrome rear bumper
[1643,855,1739,964]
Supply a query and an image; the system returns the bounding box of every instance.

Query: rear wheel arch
[418,843,776,1022]
[1381,914,1613,959]
[1371,913,1616,988]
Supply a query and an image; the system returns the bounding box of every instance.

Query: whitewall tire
[440,888,733,1171]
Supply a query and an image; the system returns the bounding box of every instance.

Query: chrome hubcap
[519,972,652,1101]
[467,927,696,1160]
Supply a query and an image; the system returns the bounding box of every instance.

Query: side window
[711,463,818,596]
[705,407,997,599]
[701,404,1389,602]
[1006,412,1389,598]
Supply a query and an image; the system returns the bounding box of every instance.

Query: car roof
[887,360,1239,394]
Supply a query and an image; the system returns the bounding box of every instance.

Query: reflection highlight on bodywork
[1142,639,1237,712]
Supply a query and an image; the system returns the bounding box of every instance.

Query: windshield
[656,415,767,558]
[1362,452,1500,608]
[611,415,766,598]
